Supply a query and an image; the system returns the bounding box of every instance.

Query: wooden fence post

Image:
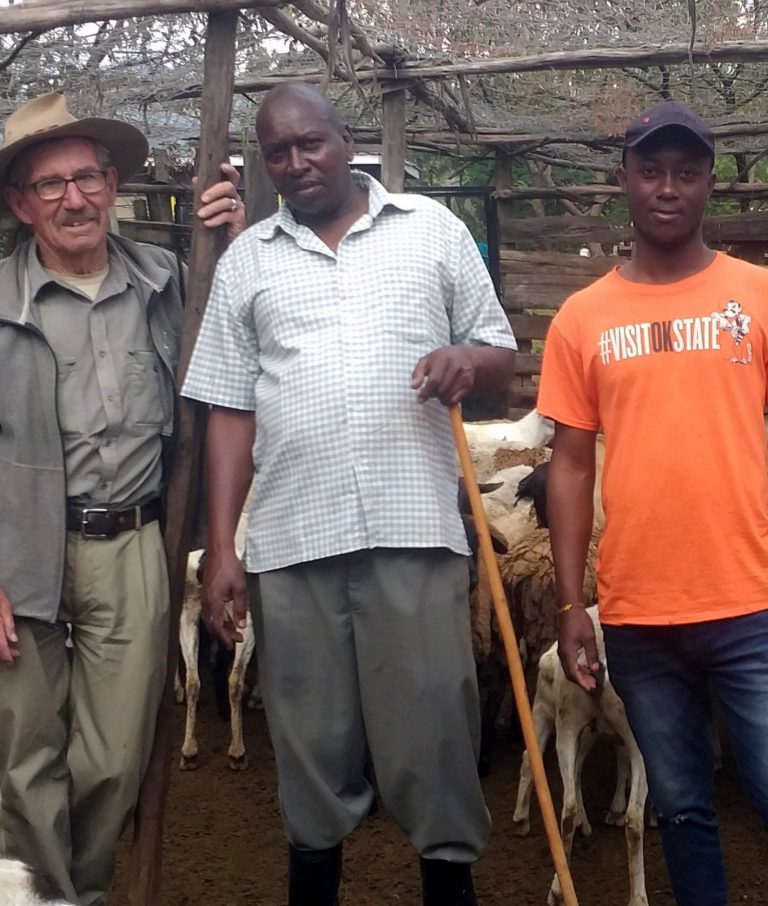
[126,10,238,905]
[381,85,407,192]
[243,139,278,226]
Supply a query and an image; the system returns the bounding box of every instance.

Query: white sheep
[176,504,258,771]
[511,607,649,906]
[463,410,554,481]
[0,860,73,906]
[177,550,256,771]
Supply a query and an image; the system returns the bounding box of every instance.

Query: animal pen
[4,1,768,903]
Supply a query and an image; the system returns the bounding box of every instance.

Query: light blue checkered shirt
[182,172,517,573]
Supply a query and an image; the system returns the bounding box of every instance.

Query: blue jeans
[603,609,768,906]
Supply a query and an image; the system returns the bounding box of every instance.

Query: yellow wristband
[557,602,584,615]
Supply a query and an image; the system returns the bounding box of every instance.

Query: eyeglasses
[27,170,109,201]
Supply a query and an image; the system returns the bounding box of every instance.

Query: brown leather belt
[66,498,163,539]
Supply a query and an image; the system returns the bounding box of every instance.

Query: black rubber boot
[420,858,478,906]
[288,843,342,905]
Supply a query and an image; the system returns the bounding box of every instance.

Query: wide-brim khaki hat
[0,91,149,187]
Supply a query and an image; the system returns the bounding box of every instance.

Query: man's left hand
[196,162,246,243]
[412,346,477,406]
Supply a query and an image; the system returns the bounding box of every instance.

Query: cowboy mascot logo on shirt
[711,300,753,364]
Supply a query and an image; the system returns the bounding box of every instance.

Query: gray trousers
[0,522,169,906]
[252,547,490,862]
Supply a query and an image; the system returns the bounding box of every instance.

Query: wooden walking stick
[127,10,239,905]
[449,405,580,906]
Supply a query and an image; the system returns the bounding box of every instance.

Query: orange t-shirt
[538,252,768,625]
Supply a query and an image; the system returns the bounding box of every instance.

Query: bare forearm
[468,345,516,393]
[206,406,255,555]
[548,438,595,604]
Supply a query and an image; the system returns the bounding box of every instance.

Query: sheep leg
[173,664,184,705]
[228,610,256,771]
[606,744,631,826]
[574,726,596,836]
[624,740,649,906]
[547,721,588,906]
[603,686,650,906]
[512,671,555,836]
[179,599,201,771]
[246,679,263,711]
[477,655,507,777]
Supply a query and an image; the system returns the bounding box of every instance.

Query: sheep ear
[478,480,504,494]
[490,526,509,554]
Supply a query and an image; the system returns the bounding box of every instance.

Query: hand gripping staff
[449,406,580,906]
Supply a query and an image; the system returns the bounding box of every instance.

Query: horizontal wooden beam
[0,0,280,35]
[507,386,540,410]
[510,352,542,377]
[119,219,191,250]
[501,210,768,245]
[508,314,553,341]
[174,40,768,95]
[153,38,768,103]
[500,253,618,282]
[499,248,617,267]
[384,40,768,79]
[120,183,190,195]
[497,182,768,200]
[158,125,768,154]
[399,120,768,148]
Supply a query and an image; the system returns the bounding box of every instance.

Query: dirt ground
[112,684,767,906]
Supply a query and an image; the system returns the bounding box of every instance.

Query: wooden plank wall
[500,248,617,417]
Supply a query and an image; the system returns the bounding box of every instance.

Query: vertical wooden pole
[380,85,407,192]
[126,11,238,906]
[484,189,501,298]
[243,139,278,226]
[450,407,580,906]
[147,149,175,224]
[494,149,524,416]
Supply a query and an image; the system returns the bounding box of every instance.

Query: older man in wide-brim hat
[0,92,245,906]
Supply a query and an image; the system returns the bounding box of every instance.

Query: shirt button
[108,394,115,402]
[99,350,106,358]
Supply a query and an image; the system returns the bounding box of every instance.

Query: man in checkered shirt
[183,82,517,906]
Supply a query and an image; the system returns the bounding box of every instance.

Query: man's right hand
[0,587,19,664]
[201,549,248,651]
[558,606,601,692]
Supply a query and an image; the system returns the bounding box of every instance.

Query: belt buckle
[81,507,113,539]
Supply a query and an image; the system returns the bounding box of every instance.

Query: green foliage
[408,150,494,241]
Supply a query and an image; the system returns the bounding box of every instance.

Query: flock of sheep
[464,412,648,906]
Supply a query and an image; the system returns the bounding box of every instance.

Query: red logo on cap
[643,116,651,123]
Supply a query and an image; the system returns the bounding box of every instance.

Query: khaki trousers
[253,548,491,862]
[0,521,169,906]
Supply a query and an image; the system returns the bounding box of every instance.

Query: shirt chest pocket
[123,349,164,428]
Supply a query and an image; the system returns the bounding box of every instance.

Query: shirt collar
[27,237,131,303]
[253,170,416,241]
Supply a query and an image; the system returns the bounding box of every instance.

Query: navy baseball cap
[623,100,715,157]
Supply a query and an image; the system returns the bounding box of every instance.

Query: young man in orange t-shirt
[538,100,768,906]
